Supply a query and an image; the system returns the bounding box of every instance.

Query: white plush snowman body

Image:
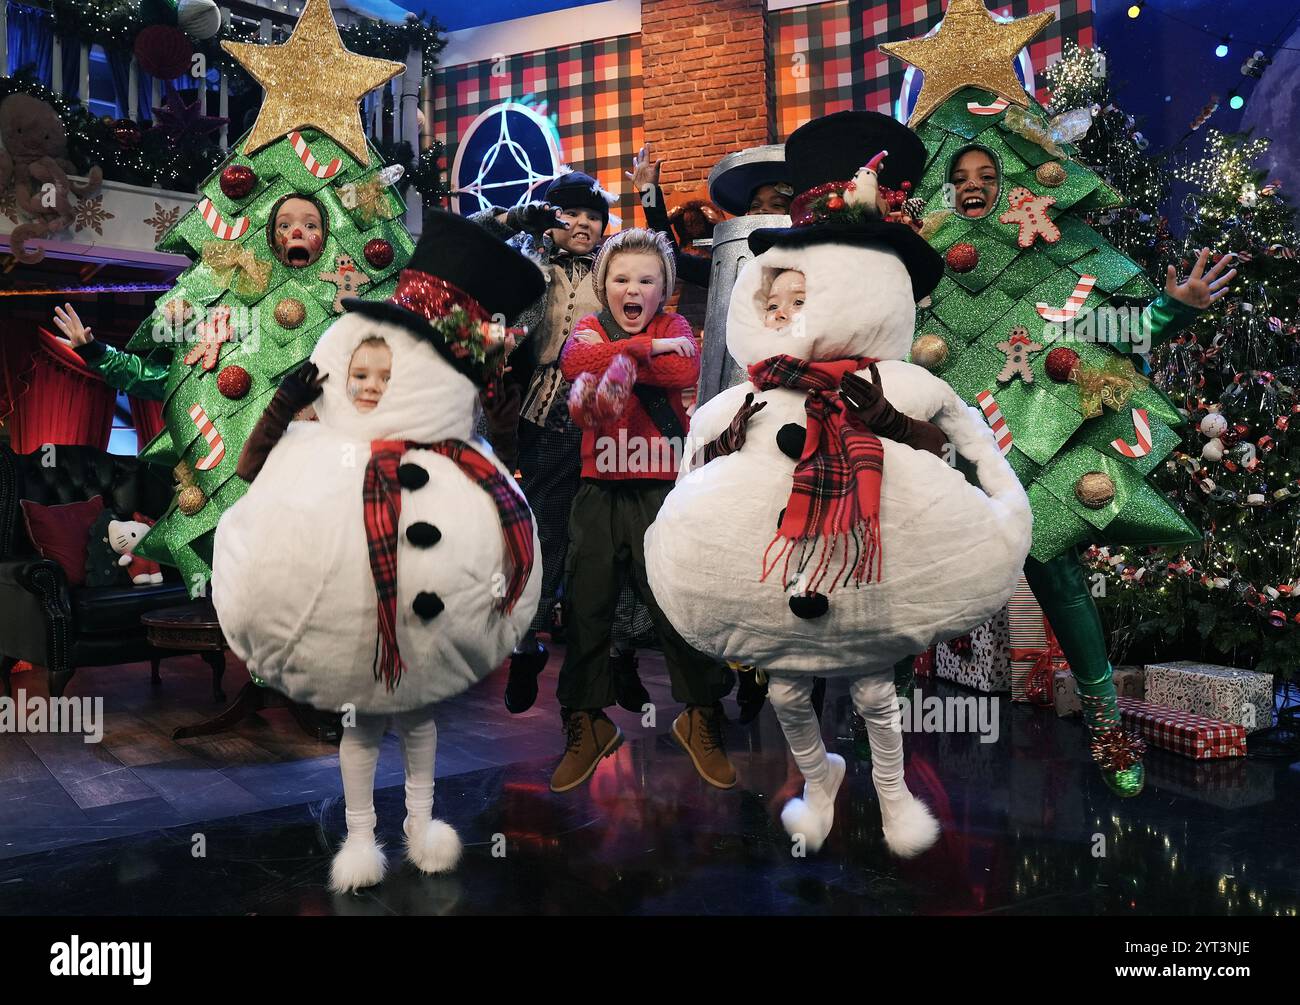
[212,313,542,715]
[645,241,1032,675]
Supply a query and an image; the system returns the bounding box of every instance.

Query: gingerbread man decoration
[998,186,1060,248]
[995,325,1043,384]
[183,306,233,371]
[318,253,371,313]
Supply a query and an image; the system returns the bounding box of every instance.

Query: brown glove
[840,364,947,458]
[694,392,767,468]
[236,362,327,483]
[480,377,522,471]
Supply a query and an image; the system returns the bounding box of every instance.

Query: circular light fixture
[1127,3,1143,18]
[1229,94,1245,110]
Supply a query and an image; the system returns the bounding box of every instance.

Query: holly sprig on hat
[427,307,520,374]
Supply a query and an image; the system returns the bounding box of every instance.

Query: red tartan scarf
[363,439,535,691]
[747,355,884,593]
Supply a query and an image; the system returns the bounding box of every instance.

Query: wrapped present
[1145,753,1274,809]
[1054,666,1142,716]
[1008,576,1069,705]
[914,647,935,679]
[1115,696,1246,760]
[1144,661,1275,733]
[1053,667,1081,717]
[935,608,1010,693]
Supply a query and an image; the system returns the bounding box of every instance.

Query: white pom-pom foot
[879,793,940,858]
[404,817,462,875]
[779,753,846,854]
[329,835,387,893]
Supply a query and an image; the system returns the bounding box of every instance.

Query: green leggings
[1023,549,1118,730]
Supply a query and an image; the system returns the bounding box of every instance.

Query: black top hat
[707,145,791,217]
[748,111,943,301]
[344,209,545,386]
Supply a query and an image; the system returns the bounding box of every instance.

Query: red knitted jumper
[560,311,699,481]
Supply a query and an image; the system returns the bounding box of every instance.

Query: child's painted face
[747,183,793,216]
[606,251,666,335]
[347,339,392,412]
[764,270,806,329]
[551,207,604,255]
[950,149,999,219]
[273,198,324,267]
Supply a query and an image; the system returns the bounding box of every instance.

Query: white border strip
[766,0,824,11]
[440,0,642,66]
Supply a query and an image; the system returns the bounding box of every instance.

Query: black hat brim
[747,221,944,302]
[341,298,491,388]
[710,162,791,217]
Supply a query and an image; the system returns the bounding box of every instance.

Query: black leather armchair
[0,443,198,697]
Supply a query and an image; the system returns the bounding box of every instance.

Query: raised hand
[839,364,884,416]
[651,335,698,357]
[626,144,662,195]
[1166,247,1237,309]
[276,361,328,409]
[51,303,93,347]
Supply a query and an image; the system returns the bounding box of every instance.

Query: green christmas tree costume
[882,4,1202,796]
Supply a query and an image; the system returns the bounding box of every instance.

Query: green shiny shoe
[1101,761,1145,798]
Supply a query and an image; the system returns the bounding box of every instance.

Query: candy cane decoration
[197,197,250,241]
[1111,408,1153,458]
[188,403,226,471]
[289,131,342,179]
[976,390,1014,456]
[1036,275,1097,323]
[968,97,1010,115]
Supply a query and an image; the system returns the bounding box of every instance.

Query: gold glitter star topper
[222,0,404,163]
[879,0,1055,127]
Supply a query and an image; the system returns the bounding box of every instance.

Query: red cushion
[20,495,105,586]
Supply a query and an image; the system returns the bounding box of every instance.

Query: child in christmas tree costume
[267,194,328,269]
[550,227,736,793]
[880,0,1238,796]
[644,111,1032,853]
[212,211,544,892]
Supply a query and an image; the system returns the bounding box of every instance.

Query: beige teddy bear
[0,94,104,263]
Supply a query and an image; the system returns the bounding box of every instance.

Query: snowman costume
[646,112,1032,856]
[213,212,544,892]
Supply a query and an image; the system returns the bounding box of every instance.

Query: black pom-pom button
[412,591,445,620]
[397,463,429,489]
[776,423,806,460]
[789,592,829,620]
[406,522,442,547]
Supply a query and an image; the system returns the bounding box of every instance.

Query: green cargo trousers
[556,479,734,710]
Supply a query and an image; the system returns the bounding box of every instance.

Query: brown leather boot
[671,705,737,789]
[549,709,624,793]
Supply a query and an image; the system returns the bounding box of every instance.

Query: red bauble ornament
[133,25,195,80]
[1045,346,1080,382]
[364,238,394,268]
[946,242,979,272]
[216,365,251,400]
[220,165,256,200]
[112,118,142,147]
[825,194,845,211]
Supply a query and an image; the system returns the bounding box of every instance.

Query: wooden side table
[140,600,228,702]
[141,601,341,743]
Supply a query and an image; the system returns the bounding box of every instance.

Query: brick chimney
[641,0,771,196]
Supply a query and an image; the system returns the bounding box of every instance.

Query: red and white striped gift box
[1115,696,1247,760]
[1007,575,1069,704]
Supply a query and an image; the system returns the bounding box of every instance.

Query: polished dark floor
[1,657,1297,915]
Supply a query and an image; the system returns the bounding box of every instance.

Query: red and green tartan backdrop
[770,0,1095,140]
[433,35,646,230]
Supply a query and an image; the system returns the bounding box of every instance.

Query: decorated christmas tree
[1088,131,1300,677]
[881,7,1200,570]
[131,0,414,589]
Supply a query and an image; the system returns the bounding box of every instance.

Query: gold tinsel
[221,0,404,164]
[1073,356,1150,418]
[201,242,272,297]
[879,0,1055,126]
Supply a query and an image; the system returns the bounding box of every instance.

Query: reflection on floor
[1,654,1297,915]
